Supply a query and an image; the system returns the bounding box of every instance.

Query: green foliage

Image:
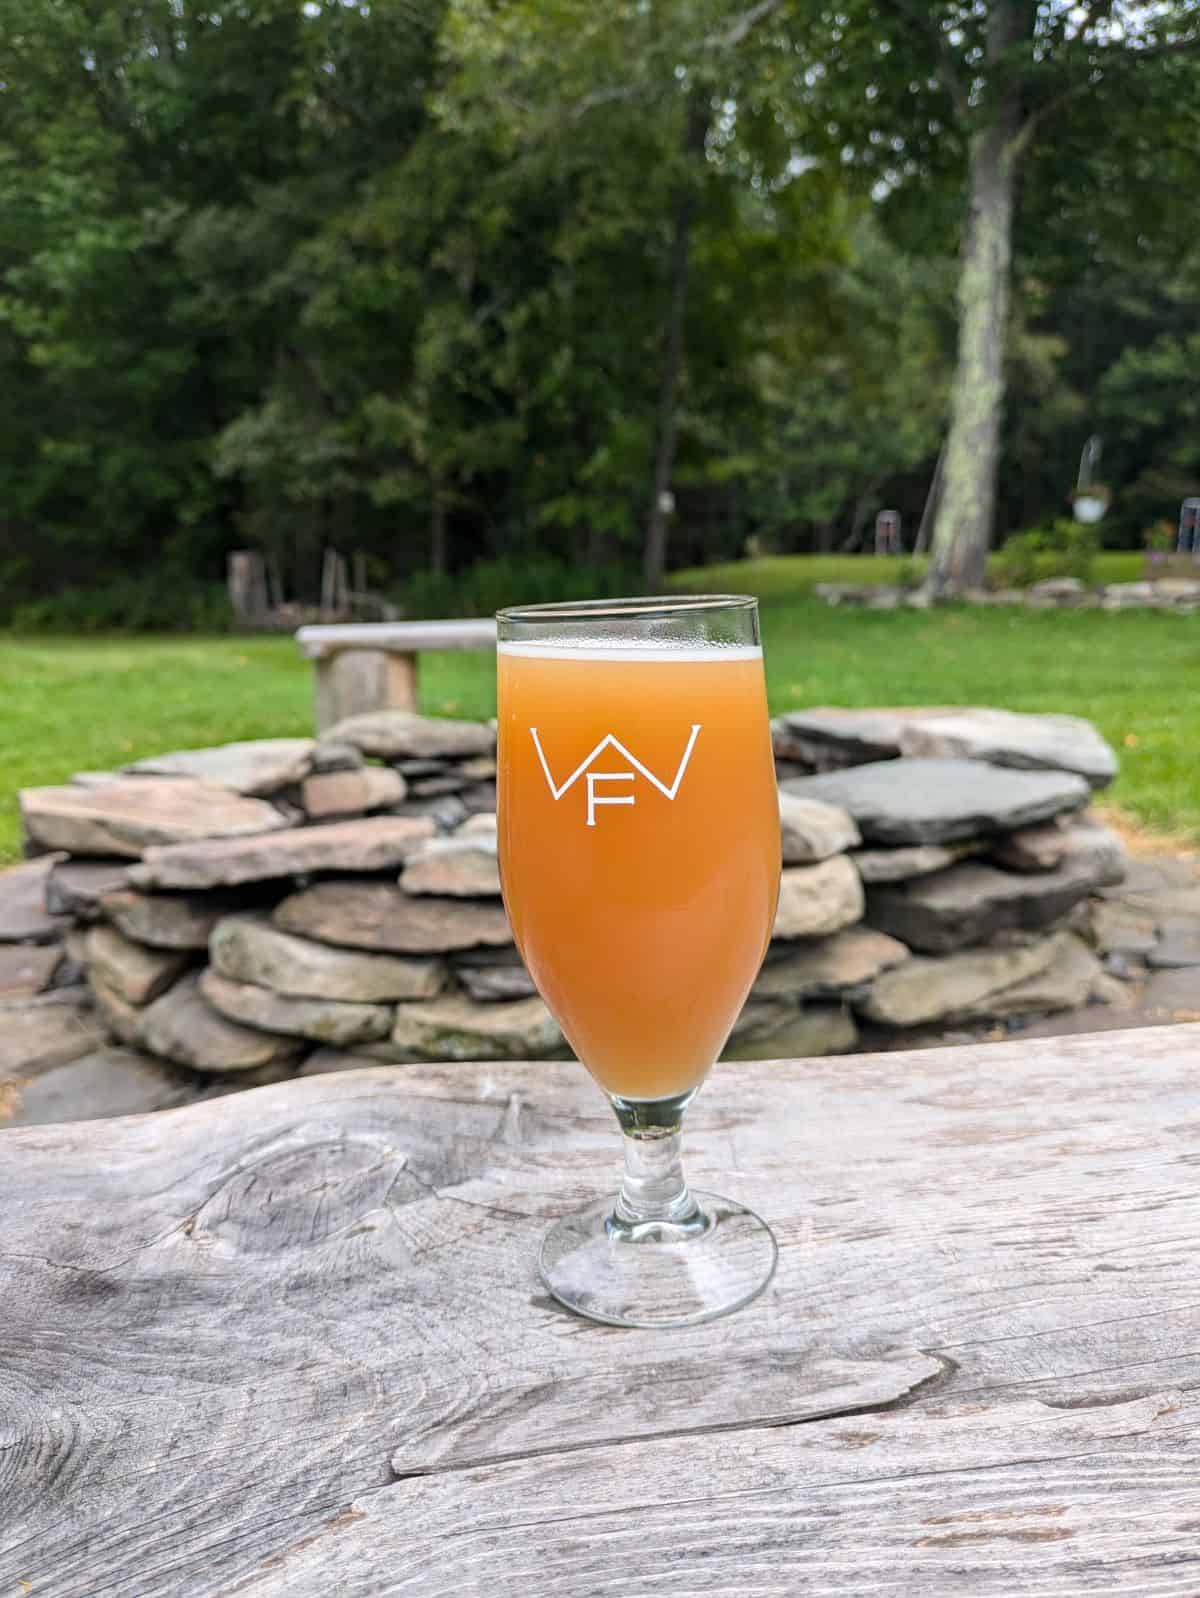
[5,577,232,635]
[991,520,1100,589]
[0,0,1197,614]
[1098,324,1200,538]
[990,532,1043,590]
[1041,520,1101,584]
[893,558,920,592]
[1144,520,1176,557]
[399,555,639,618]
[727,218,952,547]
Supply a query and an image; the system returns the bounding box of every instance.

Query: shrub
[992,519,1099,588]
[893,557,921,591]
[1048,518,1101,582]
[991,531,1042,589]
[1143,519,1176,559]
[6,576,232,634]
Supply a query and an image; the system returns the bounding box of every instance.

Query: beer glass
[496,595,780,1327]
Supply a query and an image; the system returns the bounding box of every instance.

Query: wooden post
[319,549,337,618]
[227,551,268,626]
[382,652,419,712]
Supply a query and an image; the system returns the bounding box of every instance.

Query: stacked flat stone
[0,703,1152,1128]
[813,577,1200,612]
[13,713,560,1083]
[772,707,1129,1038]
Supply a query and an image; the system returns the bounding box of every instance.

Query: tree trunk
[840,488,879,553]
[927,5,1027,596]
[642,96,709,590]
[430,491,448,577]
[914,438,946,556]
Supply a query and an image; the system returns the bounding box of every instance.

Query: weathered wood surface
[237,1393,1200,1596]
[2,1025,1200,1595]
[297,618,498,660]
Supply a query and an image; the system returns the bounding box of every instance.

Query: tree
[1098,316,1200,538]
[732,217,952,550]
[0,0,321,590]
[791,1,1200,592]
[0,0,451,602]
[2,0,1199,618]
[1017,67,1200,542]
[642,91,711,588]
[442,0,806,586]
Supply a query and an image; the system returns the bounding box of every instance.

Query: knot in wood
[189,1133,423,1256]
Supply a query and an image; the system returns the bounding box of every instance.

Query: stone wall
[769,708,1127,1043]
[815,576,1200,612]
[0,705,1138,1126]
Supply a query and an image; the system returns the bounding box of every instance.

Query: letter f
[586,771,634,828]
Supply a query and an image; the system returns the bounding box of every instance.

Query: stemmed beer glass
[496,595,780,1327]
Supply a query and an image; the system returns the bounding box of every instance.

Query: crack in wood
[943,1347,1200,1406]
[390,1351,958,1481]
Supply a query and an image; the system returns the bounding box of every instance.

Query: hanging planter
[1071,484,1111,524]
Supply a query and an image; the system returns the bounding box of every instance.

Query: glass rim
[496,593,757,624]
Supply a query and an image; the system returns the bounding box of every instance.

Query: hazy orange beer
[497,641,780,1101]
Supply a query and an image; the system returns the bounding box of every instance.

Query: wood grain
[1,1024,1199,1595]
[232,1392,1200,1596]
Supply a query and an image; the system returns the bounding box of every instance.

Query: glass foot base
[539,1191,778,1328]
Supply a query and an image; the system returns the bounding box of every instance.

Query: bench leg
[314,650,419,733]
[382,651,420,714]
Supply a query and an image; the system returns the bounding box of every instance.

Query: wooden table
[295,619,497,731]
[3,1025,1200,1595]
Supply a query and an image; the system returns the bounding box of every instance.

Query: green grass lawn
[1,557,1195,862]
[0,636,498,863]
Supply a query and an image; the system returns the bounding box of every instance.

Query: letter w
[530,725,701,801]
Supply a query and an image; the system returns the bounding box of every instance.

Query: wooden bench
[296,618,497,732]
[3,1024,1199,1594]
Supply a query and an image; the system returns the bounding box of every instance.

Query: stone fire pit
[3,704,1189,1129]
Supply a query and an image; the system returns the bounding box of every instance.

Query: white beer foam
[497,641,762,661]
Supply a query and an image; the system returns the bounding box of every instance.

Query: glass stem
[611,1093,705,1233]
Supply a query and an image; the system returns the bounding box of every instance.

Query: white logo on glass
[530,725,701,827]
